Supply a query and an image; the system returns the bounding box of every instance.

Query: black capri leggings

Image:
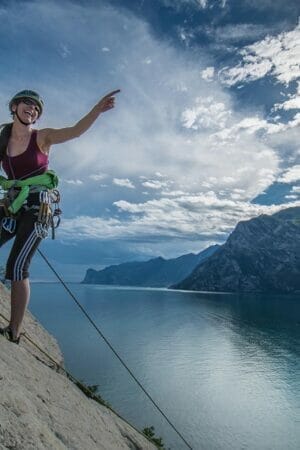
[0,195,42,281]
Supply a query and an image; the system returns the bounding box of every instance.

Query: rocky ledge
[0,283,155,450]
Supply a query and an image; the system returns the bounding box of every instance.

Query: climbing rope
[37,248,193,449]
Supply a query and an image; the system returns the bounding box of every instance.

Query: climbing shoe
[0,326,20,344]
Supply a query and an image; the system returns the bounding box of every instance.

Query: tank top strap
[29,129,38,149]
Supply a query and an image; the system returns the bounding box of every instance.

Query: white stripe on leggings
[13,230,38,281]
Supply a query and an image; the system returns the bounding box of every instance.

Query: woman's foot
[0,326,20,344]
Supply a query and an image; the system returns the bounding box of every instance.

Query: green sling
[0,170,59,214]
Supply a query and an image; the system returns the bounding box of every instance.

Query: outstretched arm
[39,90,120,148]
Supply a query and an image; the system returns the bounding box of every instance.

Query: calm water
[29,283,300,450]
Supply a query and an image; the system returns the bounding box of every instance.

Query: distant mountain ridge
[82,245,220,287]
[173,207,300,293]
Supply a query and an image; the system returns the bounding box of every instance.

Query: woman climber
[0,88,120,343]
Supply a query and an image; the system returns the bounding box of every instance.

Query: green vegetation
[142,426,168,449]
[72,378,111,408]
[75,381,169,448]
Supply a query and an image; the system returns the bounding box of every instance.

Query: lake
[29,283,300,450]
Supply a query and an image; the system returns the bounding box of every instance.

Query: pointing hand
[97,90,121,113]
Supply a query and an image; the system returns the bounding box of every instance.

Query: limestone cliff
[0,283,155,450]
[173,206,300,293]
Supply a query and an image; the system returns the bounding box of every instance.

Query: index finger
[104,89,121,98]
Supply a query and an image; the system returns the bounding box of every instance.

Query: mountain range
[82,245,219,287]
[174,207,300,293]
[83,207,300,294]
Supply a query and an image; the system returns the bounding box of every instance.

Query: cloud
[278,165,300,183]
[143,57,152,65]
[89,173,108,181]
[277,96,300,110]
[285,194,298,199]
[181,96,231,130]
[274,82,300,110]
[219,22,300,86]
[211,111,300,141]
[141,179,170,190]
[220,59,273,86]
[204,23,280,45]
[113,178,135,189]
[201,67,215,82]
[59,43,71,58]
[58,196,300,247]
[63,179,83,185]
[161,0,227,10]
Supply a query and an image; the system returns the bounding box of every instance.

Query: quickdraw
[35,188,62,239]
[50,189,62,239]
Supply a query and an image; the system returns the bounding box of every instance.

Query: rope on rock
[37,248,193,449]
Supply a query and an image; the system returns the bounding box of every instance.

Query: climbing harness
[0,170,58,213]
[0,170,62,240]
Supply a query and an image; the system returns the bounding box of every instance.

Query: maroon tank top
[2,130,49,179]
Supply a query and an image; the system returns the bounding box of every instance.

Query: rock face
[173,207,300,293]
[0,283,155,450]
[82,245,219,287]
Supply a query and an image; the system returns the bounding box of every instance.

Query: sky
[0,0,299,280]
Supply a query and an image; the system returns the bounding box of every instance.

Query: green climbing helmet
[9,90,44,116]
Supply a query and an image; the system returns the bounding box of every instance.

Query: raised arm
[39,90,120,149]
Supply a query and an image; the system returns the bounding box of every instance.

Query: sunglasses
[21,98,41,113]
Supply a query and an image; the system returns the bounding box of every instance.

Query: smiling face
[12,98,41,124]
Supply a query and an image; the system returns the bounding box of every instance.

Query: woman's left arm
[39,90,120,148]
